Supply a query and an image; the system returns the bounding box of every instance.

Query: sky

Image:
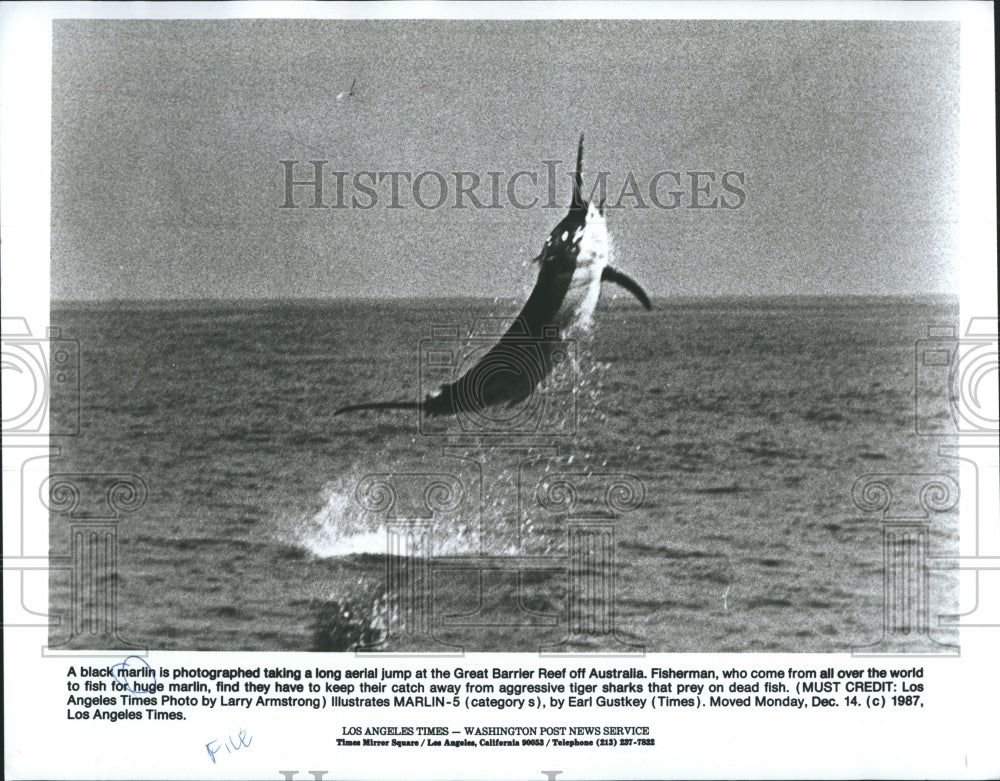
[50,19,960,300]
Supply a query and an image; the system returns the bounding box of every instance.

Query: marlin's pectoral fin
[602,266,652,310]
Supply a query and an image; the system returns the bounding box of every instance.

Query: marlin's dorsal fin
[572,133,585,210]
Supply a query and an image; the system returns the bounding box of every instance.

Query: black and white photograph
[45,16,967,654]
[2,2,997,779]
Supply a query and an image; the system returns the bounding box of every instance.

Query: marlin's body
[334,136,651,417]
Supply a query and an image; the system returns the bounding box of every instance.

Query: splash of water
[289,471,483,559]
[293,483,386,557]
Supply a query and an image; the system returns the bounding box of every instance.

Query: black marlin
[334,135,651,417]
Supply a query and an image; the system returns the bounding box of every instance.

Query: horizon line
[51,291,959,306]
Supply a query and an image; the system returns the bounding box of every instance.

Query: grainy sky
[51,19,959,300]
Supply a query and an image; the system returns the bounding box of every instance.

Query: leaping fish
[334,135,651,417]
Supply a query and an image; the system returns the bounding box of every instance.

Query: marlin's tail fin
[333,400,419,415]
[572,133,585,209]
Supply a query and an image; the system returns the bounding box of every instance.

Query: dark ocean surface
[48,296,961,653]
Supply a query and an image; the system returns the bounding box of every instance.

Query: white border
[2,3,996,780]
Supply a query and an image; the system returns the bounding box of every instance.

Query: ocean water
[48,296,961,653]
